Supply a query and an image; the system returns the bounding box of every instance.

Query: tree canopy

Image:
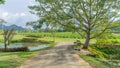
[0,0,5,4]
[28,0,120,49]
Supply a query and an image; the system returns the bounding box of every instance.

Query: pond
[0,43,49,51]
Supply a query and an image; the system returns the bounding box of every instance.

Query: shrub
[21,38,37,42]
[111,39,119,44]
[89,46,107,59]
[0,47,29,52]
[96,33,112,48]
[108,34,117,39]
[89,45,120,60]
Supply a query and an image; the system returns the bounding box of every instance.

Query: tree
[27,11,60,42]
[0,19,15,51]
[4,29,15,51]
[0,0,5,4]
[29,0,120,49]
[27,18,59,42]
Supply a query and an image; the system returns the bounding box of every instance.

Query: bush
[108,34,117,39]
[0,47,29,52]
[21,38,37,42]
[89,45,120,60]
[26,35,43,38]
[96,33,112,48]
[89,46,107,59]
[111,39,119,44]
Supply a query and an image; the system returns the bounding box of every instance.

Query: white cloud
[21,13,26,16]
[2,12,9,17]
[0,0,38,27]
[0,10,37,27]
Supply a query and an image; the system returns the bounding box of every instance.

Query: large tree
[0,0,5,4]
[29,0,120,49]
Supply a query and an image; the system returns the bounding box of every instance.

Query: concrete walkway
[20,42,92,68]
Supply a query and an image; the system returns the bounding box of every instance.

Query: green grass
[80,55,109,68]
[0,32,120,68]
[37,37,97,43]
[1,32,120,44]
[0,35,26,43]
[0,51,39,68]
[38,37,76,42]
[85,45,120,68]
[0,42,55,68]
[19,32,83,39]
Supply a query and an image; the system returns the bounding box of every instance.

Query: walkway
[20,42,92,68]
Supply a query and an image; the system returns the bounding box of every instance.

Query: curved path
[20,42,92,68]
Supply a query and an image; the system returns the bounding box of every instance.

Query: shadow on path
[20,42,92,68]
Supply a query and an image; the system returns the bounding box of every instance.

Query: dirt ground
[20,42,92,68]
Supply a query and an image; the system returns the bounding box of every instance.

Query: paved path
[20,42,92,68]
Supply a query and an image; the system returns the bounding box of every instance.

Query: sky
[0,0,37,28]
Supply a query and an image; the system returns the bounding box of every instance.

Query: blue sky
[0,0,37,28]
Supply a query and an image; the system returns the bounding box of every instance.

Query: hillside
[0,24,25,31]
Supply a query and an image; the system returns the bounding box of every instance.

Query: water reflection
[0,43,49,51]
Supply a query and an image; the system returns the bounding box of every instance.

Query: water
[0,43,49,51]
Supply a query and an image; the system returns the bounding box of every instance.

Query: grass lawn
[0,51,39,68]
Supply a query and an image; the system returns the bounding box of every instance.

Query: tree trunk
[53,34,55,42]
[4,32,7,51]
[51,31,55,42]
[83,33,90,49]
[4,40,7,51]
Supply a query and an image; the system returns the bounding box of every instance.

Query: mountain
[0,24,25,31]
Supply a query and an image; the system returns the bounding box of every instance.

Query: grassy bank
[80,55,109,68]
[79,45,120,68]
[0,51,39,68]
[0,41,55,68]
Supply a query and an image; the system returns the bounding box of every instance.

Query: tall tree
[4,29,15,51]
[29,0,120,49]
[0,0,5,4]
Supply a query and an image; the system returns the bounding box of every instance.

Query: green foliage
[111,39,119,44]
[20,32,82,39]
[0,47,28,52]
[0,41,55,68]
[0,30,3,34]
[89,46,108,59]
[108,34,117,39]
[87,45,120,68]
[101,46,120,60]
[29,0,120,49]
[96,33,112,47]
[0,51,39,68]
[89,45,120,60]
[80,55,110,68]
[0,0,5,4]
